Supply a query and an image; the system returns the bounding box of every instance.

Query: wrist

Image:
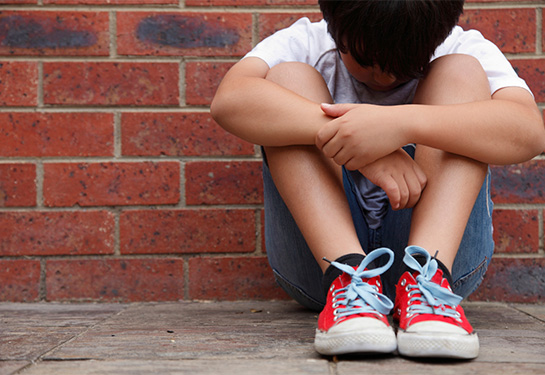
[399,104,427,146]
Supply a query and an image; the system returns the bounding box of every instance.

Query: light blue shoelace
[326,248,394,318]
[403,246,463,318]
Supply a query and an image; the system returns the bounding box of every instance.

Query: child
[211,0,545,359]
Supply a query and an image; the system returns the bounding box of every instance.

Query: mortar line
[39,258,47,301]
[179,160,187,208]
[252,12,260,48]
[110,10,118,58]
[179,60,186,107]
[113,112,122,158]
[37,62,44,108]
[183,256,190,300]
[539,208,544,254]
[114,209,121,256]
[35,160,44,208]
[254,208,263,255]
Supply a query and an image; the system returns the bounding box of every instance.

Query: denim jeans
[263,149,494,312]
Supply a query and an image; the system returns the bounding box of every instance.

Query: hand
[359,149,427,210]
[315,103,408,170]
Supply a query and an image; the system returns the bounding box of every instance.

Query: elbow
[520,115,545,162]
[530,113,545,157]
[533,132,545,159]
[210,90,240,136]
[210,94,227,128]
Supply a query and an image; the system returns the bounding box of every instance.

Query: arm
[317,87,544,168]
[360,149,428,210]
[408,87,545,165]
[210,57,330,146]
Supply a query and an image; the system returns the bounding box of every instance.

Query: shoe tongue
[412,253,453,288]
[431,268,444,285]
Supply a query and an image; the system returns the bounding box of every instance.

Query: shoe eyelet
[405,285,411,292]
[376,280,381,288]
[400,279,406,287]
[329,285,335,292]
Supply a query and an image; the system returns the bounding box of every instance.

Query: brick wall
[0,0,543,303]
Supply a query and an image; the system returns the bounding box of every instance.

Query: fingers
[315,120,338,153]
[315,103,359,152]
[373,166,427,210]
[320,103,356,118]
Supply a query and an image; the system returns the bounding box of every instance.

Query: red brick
[0,211,115,256]
[0,61,38,106]
[491,160,545,204]
[185,161,263,205]
[261,208,266,253]
[46,258,184,302]
[470,257,545,303]
[185,62,234,106]
[187,0,318,5]
[1,0,37,3]
[120,209,256,254]
[117,12,252,57]
[188,256,289,300]
[0,260,40,302]
[543,9,545,55]
[121,112,253,157]
[258,12,323,40]
[0,164,36,207]
[0,113,114,157]
[43,162,180,207]
[492,209,539,254]
[43,62,179,106]
[45,0,176,4]
[459,9,535,53]
[0,11,109,56]
[511,59,545,103]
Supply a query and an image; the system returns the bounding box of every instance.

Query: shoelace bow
[403,247,462,318]
[326,248,394,318]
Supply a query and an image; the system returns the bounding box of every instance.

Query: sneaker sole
[397,330,479,359]
[314,328,397,355]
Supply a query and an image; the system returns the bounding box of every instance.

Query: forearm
[211,58,332,147]
[405,99,545,165]
[212,78,328,146]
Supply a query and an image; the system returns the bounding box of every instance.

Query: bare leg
[263,62,366,272]
[409,55,491,270]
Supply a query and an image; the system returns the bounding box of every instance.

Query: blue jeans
[263,148,494,312]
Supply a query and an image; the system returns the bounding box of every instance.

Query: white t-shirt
[246,18,530,229]
[245,17,531,107]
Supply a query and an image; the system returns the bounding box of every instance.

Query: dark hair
[319,0,465,80]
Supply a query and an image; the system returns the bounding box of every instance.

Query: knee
[415,54,491,104]
[265,62,319,84]
[265,62,332,102]
[435,54,488,86]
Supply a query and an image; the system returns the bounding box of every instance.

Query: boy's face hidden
[340,52,405,92]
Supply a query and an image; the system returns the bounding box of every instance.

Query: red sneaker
[394,246,479,359]
[314,248,397,355]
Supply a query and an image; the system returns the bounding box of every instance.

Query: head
[319,0,465,87]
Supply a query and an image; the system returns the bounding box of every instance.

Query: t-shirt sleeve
[244,18,333,69]
[432,26,532,96]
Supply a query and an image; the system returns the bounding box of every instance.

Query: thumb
[320,103,356,118]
